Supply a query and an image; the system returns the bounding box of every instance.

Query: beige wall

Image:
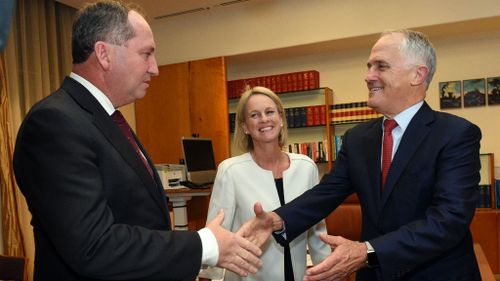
[435,31,500,168]
[127,0,500,169]
[150,0,500,66]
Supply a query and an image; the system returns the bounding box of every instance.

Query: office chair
[0,254,28,281]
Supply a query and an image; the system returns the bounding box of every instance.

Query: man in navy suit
[13,1,261,280]
[240,29,481,281]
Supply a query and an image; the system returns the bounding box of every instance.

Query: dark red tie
[381,119,398,190]
[112,110,154,178]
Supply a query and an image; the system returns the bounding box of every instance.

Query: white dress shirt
[382,101,424,161]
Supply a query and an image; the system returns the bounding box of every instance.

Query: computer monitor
[181,137,217,184]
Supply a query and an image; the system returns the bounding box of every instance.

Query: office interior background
[114,0,500,168]
[1,0,500,279]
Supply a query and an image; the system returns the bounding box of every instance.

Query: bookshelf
[228,87,334,170]
[470,153,500,273]
[479,153,495,209]
[331,102,383,160]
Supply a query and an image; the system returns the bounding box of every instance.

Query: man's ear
[94,41,111,70]
[411,65,429,86]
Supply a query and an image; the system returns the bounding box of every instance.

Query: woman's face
[241,94,282,146]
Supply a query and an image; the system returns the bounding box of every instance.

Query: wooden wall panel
[187,57,229,229]
[136,63,191,164]
[136,57,229,231]
[188,57,229,165]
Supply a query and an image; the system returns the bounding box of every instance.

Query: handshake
[204,202,278,277]
[205,202,367,281]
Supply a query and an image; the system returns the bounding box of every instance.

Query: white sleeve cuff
[274,221,287,239]
[198,227,219,266]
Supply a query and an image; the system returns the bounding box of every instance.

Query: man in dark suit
[239,29,482,281]
[13,1,261,280]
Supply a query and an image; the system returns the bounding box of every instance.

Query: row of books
[477,184,493,208]
[284,140,329,163]
[331,101,382,124]
[230,100,383,132]
[286,105,326,128]
[227,70,320,99]
[478,153,496,209]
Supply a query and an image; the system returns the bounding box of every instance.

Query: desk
[165,187,211,230]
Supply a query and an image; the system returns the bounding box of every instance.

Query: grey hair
[381,29,436,89]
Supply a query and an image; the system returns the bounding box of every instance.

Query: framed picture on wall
[439,81,461,109]
[463,78,486,107]
[486,76,500,105]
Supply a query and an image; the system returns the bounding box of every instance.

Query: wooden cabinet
[470,209,500,273]
[135,57,229,230]
[470,153,498,273]
[136,62,191,164]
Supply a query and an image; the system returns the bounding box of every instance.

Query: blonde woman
[206,86,330,281]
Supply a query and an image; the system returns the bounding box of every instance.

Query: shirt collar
[69,72,115,116]
[384,101,424,132]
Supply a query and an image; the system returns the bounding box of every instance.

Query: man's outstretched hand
[206,209,263,277]
[236,202,282,248]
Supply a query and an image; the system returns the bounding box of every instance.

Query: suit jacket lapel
[362,118,384,212]
[380,102,434,206]
[132,131,168,200]
[61,78,170,221]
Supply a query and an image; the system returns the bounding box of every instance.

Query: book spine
[477,185,492,208]
[229,113,236,133]
[317,141,324,162]
[306,106,314,127]
[477,185,486,208]
[294,143,300,154]
[320,104,326,125]
[313,105,321,126]
[289,108,297,128]
[293,107,300,128]
[486,185,492,208]
[300,107,307,127]
[285,108,293,128]
[495,179,500,208]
